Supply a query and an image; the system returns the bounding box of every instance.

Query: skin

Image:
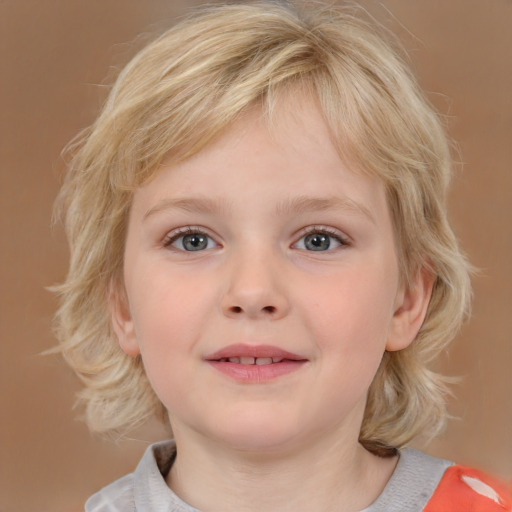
[111,97,433,512]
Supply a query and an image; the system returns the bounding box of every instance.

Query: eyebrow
[143,195,375,224]
[275,195,376,224]
[143,197,231,220]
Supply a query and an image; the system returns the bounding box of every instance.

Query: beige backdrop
[1,1,511,511]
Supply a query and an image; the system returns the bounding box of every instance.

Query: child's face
[112,97,425,453]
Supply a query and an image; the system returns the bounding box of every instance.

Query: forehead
[131,96,389,228]
[153,92,360,185]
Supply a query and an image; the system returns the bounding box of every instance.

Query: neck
[166,426,397,512]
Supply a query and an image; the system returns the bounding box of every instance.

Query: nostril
[226,305,278,315]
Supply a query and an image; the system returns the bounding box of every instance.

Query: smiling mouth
[205,345,307,381]
[205,344,306,363]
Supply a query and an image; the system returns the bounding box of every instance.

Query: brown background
[1,1,511,511]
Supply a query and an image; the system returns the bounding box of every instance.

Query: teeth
[224,356,283,365]
[255,357,273,365]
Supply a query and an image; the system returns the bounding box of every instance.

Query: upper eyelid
[160,225,350,245]
[295,225,351,243]
[162,226,219,245]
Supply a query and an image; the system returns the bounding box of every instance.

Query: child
[54,2,511,510]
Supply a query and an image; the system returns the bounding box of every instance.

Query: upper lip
[205,344,307,361]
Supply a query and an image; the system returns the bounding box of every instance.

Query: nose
[221,248,290,320]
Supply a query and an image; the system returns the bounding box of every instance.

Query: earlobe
[108,283,141,357]
[386,268,435,352]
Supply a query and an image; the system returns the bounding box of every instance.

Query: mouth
[215,356,288,365]
[205,344,307,382]
[205,344,306,363]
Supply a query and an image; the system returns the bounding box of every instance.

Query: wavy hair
[54,1,471,453]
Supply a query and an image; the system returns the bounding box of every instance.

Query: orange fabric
[424,465,512,512]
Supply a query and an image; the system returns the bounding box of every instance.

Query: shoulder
[364,448,453,511]
[85,473,135,512]
[84,440,179,512]
[424,464,512,512]
[364,449,511,512]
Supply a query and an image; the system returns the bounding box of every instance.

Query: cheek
[302,263,397,356]
[131,290,197,353]
[126,263,222,376]
[129,258,212,330]
[305,271,397,412]
[129,287,199,411]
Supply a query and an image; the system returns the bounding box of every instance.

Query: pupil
[305,233,330,251]
[183,234,207,251]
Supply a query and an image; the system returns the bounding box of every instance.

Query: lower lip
[207,360,306,383]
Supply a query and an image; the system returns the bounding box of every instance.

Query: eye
[294,229,347,252]
[164,229,217,251]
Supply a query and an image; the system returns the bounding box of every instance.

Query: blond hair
[54,1,471,454]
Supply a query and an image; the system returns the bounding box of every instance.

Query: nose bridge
[221,241,289,319]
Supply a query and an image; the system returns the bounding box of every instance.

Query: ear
[386,267,434,352]
[108,283,140,357]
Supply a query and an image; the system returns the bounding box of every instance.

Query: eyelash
[294,226,351,250]
[162,227,217,249]
[162,225,350,252]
